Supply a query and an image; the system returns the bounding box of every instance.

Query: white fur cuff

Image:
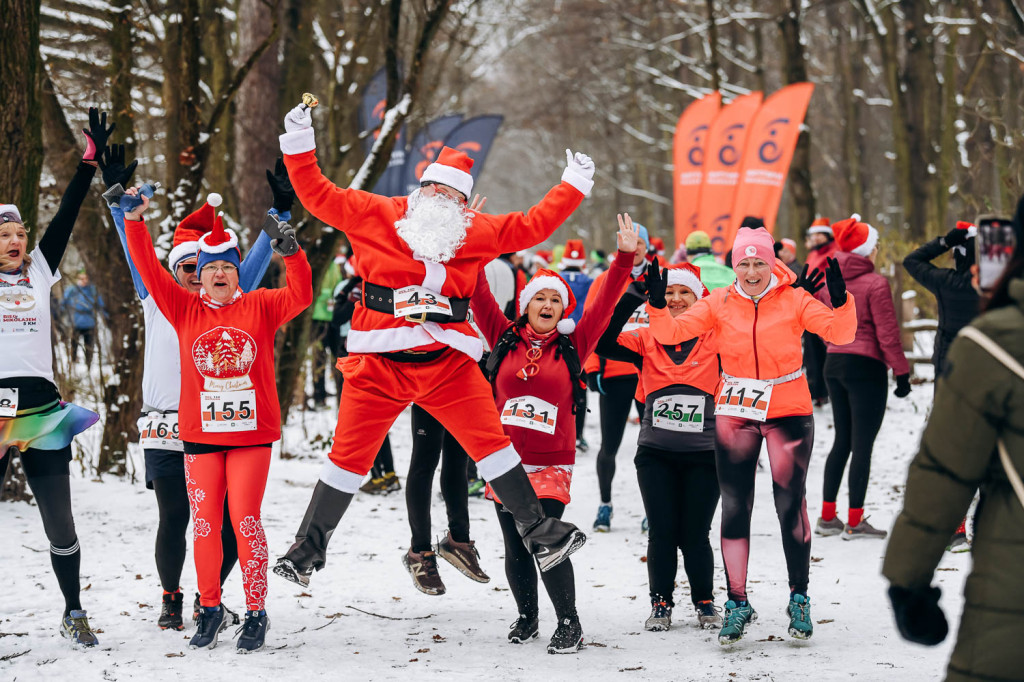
[561,167,594,197]
[199,228,239,254]
[280,128,316,155]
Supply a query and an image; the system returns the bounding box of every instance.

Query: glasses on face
[420,182,466,203]
[201,264,238,274]
[177,263,198,274]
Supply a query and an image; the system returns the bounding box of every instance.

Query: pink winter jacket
[818,251,910,375]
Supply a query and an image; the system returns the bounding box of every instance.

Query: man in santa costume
[274,101,597,587]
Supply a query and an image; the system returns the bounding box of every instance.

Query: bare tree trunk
[777,0,816,238]
[704,0,721,91]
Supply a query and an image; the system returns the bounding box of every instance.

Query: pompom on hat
[419,146,474,199]
[807,217,833,236]
[560,238,586,269]
[664,262,709,299]
[832,214,879,257]
[731,226,777,267]
[195,193,240,271]
[518,268,578,334]
[169,193,223,269]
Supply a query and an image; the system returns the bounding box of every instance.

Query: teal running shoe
[718,600,757,645]
[786,593,813,639]
[593,504,613,532]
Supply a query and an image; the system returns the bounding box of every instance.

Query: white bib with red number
[652,395,705,432]
[393,285,452,318]
[500,396,558,435]
[714,377,773,422]
[137,412,183,451]
[0,388,18,417]
[621,303,649,332]
[200,390,257,433]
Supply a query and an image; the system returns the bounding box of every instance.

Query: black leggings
[596,374,644,504]
[495,498,576,621]
[151,474,238,593]
[406,405,470,553]
[802,332,828,400]
[822,355,888,510]
[635,446,719,606]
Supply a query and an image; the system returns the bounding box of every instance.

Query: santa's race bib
[137,412,183,451]
[652,395,705,432]
[0,388,18,417]
[715,377,773,422]
[393,285,452,319]
[500,396,558,435]
[621,303,649,332]
[200,390,257,433]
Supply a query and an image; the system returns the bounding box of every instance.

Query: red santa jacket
[126,220,313,447]
[471,249,632,467]
[282,147,586,361]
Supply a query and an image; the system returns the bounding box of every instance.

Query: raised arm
[574,214,637,358]
[124,215,191,324]
[264,249,314,325]
[109,203,149,299]
[471,267,513,349]
[902,237,955,294]
[240,230,273,292]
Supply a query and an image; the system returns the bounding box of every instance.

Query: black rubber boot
[487,466,587,572]
[273,482,353,586]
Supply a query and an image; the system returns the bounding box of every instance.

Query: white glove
[561,149,596,197]
[284,104,313,133]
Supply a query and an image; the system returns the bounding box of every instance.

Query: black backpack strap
[484,324,521,383]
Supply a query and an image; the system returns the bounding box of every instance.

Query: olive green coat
[883,279,1024,682]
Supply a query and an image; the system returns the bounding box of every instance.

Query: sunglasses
[177,263,198,274]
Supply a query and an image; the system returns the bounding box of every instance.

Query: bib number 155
[200,390,257,433]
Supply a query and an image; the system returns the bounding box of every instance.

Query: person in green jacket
[310,255,343,406]
[684,230,735,291]
[883,195,1024,682]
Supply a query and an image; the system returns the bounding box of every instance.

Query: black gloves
[792,263,825,295]
[645,259,667,309]
[943,226,969,248]
[266,158,295,214]
[824,257,847,307]
[83,107,115,159]
[888,585,948,646]
[98,144,139,189]
[894,374,911,398]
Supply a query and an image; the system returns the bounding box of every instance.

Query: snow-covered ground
[2,381,967,681]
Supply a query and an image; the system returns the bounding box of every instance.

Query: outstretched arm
[574,213,638,358]
[471,267,513,349]
[124,217,191,325]
[240,230,273,292]
[109,203,149,299]
[595,286,646,365]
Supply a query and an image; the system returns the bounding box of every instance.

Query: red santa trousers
[184,446,272,610]
[320,351,520,493]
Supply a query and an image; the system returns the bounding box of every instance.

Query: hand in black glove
[792,263,825,296]
[98,144,139,189]
[825,257,847,307]
[645,259,667,309]
[943,226,969,248]
[82,107,115,161]
[888,585,948,646]
[894,373,911,398]
[266,158,295,214]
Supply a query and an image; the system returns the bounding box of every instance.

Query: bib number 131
[500,396,558,435]
[714,377,772,422]
[200,390,257,433]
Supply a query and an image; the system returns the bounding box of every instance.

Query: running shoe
[435,531,490,583]
[947,531,971,553]
[593,503,613,532]
[695,600,723,629]
[547,616,584,654]
[842,517,888,540]
[466,477,485,497]
[190,605,228,649]
[575,437,589,453]
[815,516,845,536]
[60,609,98,647]
[535,528,587,573]
[192,592,240,624]
[718,600,757,645]
[159,590,184,631]
[641,517,649,533]
[272,557,314,588]
[508,613,540,643]
[235,610,270,654]
[382,471,401,492]
[402,548,446,595]
[786,593,813,639]
[644,597,672,631]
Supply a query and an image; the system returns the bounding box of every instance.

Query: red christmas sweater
[471,249,632,466]
[281,145,586,361]
[126,219,313,447]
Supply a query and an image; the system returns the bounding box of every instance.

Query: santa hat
[731,227,776,267]
[807,217,832,236]
[0,204,23,224]
[665,263,708,299]
[419,146,474,199]
[781,238,797,254]
[196,195,240,271]
[953,220,977,269]
[169,193,223,269]
[533,250,553,269]
[518,268,578,334]
[833,214,878,257]
[650,237,666,255]
[560,239,586,269]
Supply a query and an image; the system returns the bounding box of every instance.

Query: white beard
[395,189,472,263]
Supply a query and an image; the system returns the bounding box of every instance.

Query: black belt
[362,282,470,323]
[380,348,450,363]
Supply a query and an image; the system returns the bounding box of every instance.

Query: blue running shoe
[718,600,757,645]
[593,503,613,532]
[61,609,98,647]
[786,593,813,639]
[235,610,270,653]
[190,604,227,649]
[645,597,672,631]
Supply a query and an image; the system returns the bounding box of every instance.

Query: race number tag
[393,285,452,318]
[652,395,705,432]
[0,388,18,417]
[622,303,649,332]
[500,396,558,435]
[136,412,183,451]
[200,390,257,433]
[715,377,773,422]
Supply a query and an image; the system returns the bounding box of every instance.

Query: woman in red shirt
[471,214,636,654]
[123,188,312,653]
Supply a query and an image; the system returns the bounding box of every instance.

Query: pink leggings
[184,447,271,610]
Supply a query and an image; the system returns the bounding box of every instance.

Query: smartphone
[975,214,1016,292]
[261,213,291,240]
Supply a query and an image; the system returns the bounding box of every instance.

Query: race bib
[0,388,18,417]
[622,303,649,332]
[652,394,705,432]
[715,377,773,422]
[137,412,183,451]
[200,390,257,433]
[500,396,558,435]
[393,285,452,318]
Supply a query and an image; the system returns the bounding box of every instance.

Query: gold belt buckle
[405,311,428,324]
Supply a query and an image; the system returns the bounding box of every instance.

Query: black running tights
[406,405,470,553]
[596,374,643,504]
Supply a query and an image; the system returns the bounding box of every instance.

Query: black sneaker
[190,605,228,649]
[273,556,314,588]
[193,592,240,625]
[536,528,587,573]
[547,616,584,654]
[508,613,539,644]
[645,597,672,631]
[235,610,270,654]
[159,591,184,631]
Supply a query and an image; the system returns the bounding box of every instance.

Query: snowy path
[2,385,966,681]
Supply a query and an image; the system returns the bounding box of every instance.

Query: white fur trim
[556,318,576,334]
[807,225,832,235]
[666,269,705,299]
[207,193,222,208]
[319,460,364,494]
[852,225,878,257]
[476,444,522,481]
[420,163,474,198]
[0,204,22,223]
[559,257,586,269]
[168,241,200,268]
[518,275,570,315]
[198,228,239,254]
[346,325,484,361]
[560,167,593,197]
[280,128,316,155]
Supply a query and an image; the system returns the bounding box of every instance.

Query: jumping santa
[274,100,597,587]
